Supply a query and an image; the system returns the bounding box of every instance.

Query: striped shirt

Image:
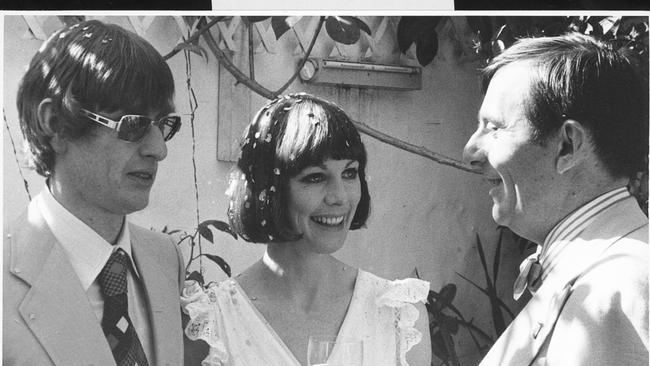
[537,186,631,283]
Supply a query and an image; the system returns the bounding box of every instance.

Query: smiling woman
[226,93,370,244]
[182,93,432,366]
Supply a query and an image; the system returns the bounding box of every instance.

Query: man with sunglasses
[4,20,185,366]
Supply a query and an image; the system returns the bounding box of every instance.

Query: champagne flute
[307,335,363,366]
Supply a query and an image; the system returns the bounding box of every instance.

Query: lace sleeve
[375,278,430,366]
[181,280,229,366]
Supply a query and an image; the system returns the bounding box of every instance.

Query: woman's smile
[310,215,346,227]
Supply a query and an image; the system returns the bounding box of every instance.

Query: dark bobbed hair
[227,93,371,243]
[17,20,176,177]
[481,32,648,179]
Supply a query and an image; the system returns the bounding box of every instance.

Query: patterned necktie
[98,248,149,366]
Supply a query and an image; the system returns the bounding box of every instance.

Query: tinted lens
[118,115,152,142]
[158,116,181,141]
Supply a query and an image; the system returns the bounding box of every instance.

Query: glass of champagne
[307,335,363,366]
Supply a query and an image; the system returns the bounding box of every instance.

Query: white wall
[3,15,529,364]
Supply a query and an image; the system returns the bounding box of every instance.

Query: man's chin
[491,206,510,227]
[119,196,150,215]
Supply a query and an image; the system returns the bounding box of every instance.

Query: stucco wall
[3,15,529,364]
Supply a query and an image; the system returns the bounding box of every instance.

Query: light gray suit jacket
[3,198,185,366]
[481,196,649,366]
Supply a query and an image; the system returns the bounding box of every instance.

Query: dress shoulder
[360,270,429,366]
[181,280,237,366]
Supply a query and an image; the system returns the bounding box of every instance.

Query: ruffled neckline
[181,269,429,366]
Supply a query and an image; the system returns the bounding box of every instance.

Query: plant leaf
[197,223,214,243]
[243,16,271,24]
[430,329,450,363]
[186,270,204,286]
[204,219,238,240]
[173,42,209,63]
[396,17,417,53]
[456,272,515,320]
[204,254,232,277]
[349,16,372,35]
[475,233,495,291]
[493,227,504,284]
[440,314,460,334]
[325,16,361,45]
[415,29,438,66]
[271,16,291,40]
[439,283,457,304]
[428,289,465,319]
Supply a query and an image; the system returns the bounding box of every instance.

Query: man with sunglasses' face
[4,20,185,365]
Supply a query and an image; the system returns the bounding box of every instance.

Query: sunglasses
[80,108,182,142]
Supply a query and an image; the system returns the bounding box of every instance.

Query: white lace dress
[182,269,429,366]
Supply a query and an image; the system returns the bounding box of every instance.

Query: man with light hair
[464,32,648,365]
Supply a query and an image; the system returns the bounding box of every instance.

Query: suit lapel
[525,197,648,364]
[130,227,183,366]
[481,197,648,366]
[11,203,115,366]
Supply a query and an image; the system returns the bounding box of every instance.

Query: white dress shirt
[35,185,155,364]
[538,186,631,284]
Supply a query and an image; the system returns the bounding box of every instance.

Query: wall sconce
[299,58,422,91]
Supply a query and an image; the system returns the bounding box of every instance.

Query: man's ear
[37,98,66,154]
[556,119,589,174]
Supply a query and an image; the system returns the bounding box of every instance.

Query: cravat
[98,248,149,366]
[513,246,543,301]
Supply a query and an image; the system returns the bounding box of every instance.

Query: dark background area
[1,0,211,10]
[455,0,648,10]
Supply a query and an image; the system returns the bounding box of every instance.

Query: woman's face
[286,158,361,254]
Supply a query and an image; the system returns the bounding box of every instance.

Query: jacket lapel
[525,197,648,364]
[481,196,648,366]
[130,227,183,366]
[11,202,115,366]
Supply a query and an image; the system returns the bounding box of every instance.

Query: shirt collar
[538,186,630,275]
[36,184,140,291]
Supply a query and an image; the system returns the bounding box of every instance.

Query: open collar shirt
[537,186,631,287]
[35,185,155,364]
